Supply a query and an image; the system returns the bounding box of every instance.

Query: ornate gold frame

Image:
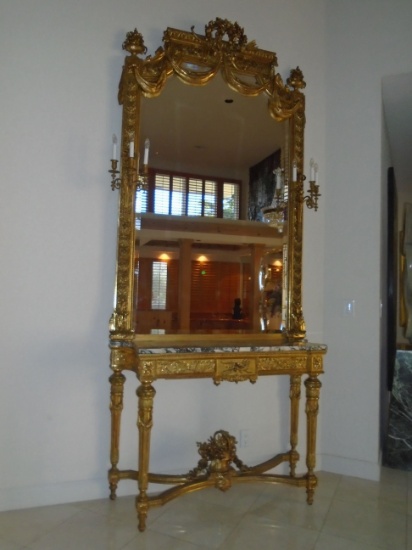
[110,18,307,344]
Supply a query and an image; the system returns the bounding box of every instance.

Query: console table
[108,340,326,531]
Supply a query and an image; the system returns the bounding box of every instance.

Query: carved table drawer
[215,356,257,384]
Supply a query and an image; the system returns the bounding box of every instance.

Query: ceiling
[382,72,412,194]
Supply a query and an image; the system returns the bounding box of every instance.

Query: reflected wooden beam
[250,244,264,331]
[178,239,193,331]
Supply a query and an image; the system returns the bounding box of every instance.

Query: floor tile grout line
[310,473,343,550]
[0,505,84,549]
[318,471,410,550]
[213,485,266,549]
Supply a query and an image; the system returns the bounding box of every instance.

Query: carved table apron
[108,342,326,531]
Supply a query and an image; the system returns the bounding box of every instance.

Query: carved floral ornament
[119,18,305,122]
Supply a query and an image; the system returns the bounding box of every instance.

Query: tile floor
[0,468,411,549]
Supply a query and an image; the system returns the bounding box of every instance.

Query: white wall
[319,0,412,479]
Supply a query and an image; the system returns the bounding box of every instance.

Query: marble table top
[136,342,327,355]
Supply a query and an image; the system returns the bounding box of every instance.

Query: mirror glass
[134,73,289,335]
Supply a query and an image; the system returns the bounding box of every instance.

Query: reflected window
[136,170,240,220]
[151,261,167,310]
[223,182,240,219]
[186,178,217,217]
[154,174,187,215]
[135,189,148,229]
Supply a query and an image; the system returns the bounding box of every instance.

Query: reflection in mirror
[139,74,285,190]
[135,73,288,334]
[135,214,286,334]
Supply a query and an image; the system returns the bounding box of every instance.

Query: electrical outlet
[239,429,250,448]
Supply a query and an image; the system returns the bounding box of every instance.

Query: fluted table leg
[304,375,321,504]
[289,374,302,476]
[136,381,156,532]
[108,371,126,499]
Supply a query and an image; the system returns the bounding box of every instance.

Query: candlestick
[143,138,150,165]
[112,134,117,160]
[292,160,297,181]
[109,135,148,192]
[301,159,321,211]
[310,158,315,181]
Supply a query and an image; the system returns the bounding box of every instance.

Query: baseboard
[0,477,138,513]
[318,453,381,481]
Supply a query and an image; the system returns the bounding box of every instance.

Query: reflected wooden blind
[137,259,249,319]
[191,261,220,313]
[241,263,251,317]
[223,182,240,219]
[137,170,240,219]
[187,178,203,216]
[190,261,243,315]
[151,261,168,309]
[135,189,148,229]
[204,180,217,217]
[154,174,171,215]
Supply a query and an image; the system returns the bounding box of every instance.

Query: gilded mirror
[109,18,308,346]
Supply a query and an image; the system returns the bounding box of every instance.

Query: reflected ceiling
[140,73,285,180]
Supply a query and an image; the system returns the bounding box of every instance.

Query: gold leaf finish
[156,358,216,377]
[108,18,327,532]
[108,343,325,530]
[216,358,257,383]
[188,430,249,492]
[111,17,307,342]
[258,355,307,372]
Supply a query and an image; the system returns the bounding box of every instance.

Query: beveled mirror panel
[110,18,307,346]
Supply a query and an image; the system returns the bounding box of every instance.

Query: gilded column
[304,375,321,504]
[289,374,301,476]
[108,370,126,499]
[136,382,156,532]
[178,239,193,331]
